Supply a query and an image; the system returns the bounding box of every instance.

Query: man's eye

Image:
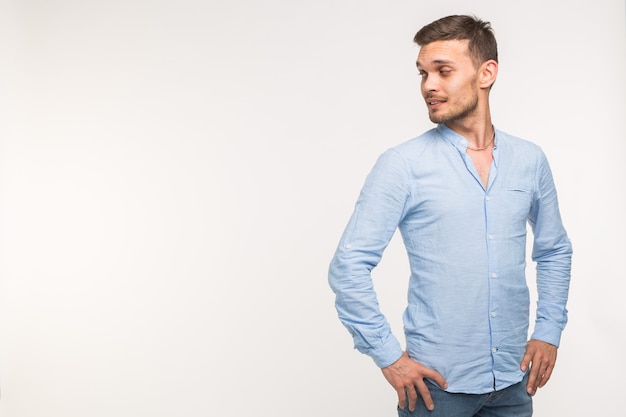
[440,70,451,76]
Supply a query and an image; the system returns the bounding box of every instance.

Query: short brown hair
[414,15,498,68]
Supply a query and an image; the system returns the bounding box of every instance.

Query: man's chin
[428,113,447,124]
[429,110,462,125]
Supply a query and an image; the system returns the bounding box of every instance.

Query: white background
[0,1,624,416]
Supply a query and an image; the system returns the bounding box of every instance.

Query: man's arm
[523,152,572,395]
[329,149,449,411]
[328,149,411,368]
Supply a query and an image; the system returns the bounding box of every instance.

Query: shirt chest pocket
[503,188,533,223]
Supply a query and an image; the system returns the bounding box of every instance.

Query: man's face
[416,39,481,124]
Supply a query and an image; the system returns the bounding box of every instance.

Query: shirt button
[491,312,497,317]
[488,234,494,240]
[492,347,498,353]
[345,243,352,249]
[491,273,497,278]
[485,196,491,201]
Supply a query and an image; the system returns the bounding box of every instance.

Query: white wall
[0,1,624,416]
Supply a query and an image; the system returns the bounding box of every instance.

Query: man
[328,15,572,417]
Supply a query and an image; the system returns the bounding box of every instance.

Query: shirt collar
[436,123,499,153]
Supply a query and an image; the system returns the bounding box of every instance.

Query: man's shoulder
[496,130,550,172]
[497,130,543,153]
[389,127,439,155]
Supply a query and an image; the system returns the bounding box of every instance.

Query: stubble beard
[428,94,479,124]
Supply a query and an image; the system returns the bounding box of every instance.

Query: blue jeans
[397,374,532,417]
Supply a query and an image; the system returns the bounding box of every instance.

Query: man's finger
[423,369,448,390]
[526,361,540,395]
[406,385,419,412]
[520,350,532,372]
[538,363,554,388]
[414,380,434,411]
[396,387,407,409]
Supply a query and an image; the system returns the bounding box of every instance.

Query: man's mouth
[426,98,446,107]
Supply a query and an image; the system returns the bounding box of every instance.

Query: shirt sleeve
[328,149,411,368]
[528,152,573,347]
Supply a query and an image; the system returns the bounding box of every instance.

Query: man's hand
[520,340,558,396]
[381,352,447,412]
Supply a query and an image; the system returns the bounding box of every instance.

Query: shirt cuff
[530,322,563,347]
[369,336,403,368]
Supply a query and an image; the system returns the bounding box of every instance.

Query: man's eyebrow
[416,59,455,68]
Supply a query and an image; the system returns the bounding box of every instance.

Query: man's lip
[426,98,446,107]
[426,97,446,104]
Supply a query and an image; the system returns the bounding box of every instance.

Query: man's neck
[445,115,493,149]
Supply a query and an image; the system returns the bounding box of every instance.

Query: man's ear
[479,60,498,89]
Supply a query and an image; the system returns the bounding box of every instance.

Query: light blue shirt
[328,124,572,394]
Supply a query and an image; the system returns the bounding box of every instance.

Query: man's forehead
[417,39,471,67]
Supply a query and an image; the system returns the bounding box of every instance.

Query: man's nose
[422,75,438,93]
